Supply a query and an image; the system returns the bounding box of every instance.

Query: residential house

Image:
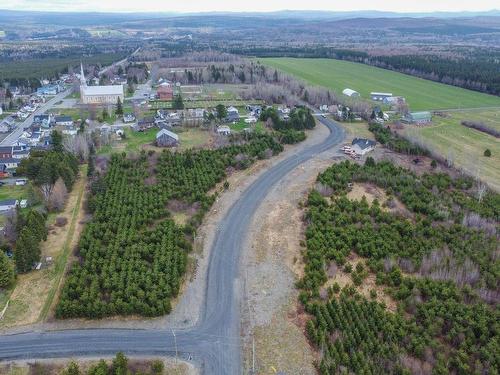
[0,146,12,158]
[155,129,179,147]
[33,114,53,129]
[0,158,21,169]
[137,117,156,131]
[0,199,19,212]
[217,125,231,136]
[36,84,62,96]
[55,115,73,127]
[226,106,240,122]
[351,138,376,155]
[0,117,15,133]
[402,111,432,124]
[123,113,136,123]
[12,148,30,159]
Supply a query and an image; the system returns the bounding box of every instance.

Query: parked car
[15,178,27,186]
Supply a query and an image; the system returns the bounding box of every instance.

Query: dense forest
[301,159,499,374]
[56,133,285,318]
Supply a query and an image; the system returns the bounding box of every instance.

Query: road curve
[0,116,345,374]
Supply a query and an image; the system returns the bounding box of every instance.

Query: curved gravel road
[0,116,345,374]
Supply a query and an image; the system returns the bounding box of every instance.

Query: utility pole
[171,329,178,364]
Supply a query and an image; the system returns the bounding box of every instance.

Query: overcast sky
[3,0,499,13]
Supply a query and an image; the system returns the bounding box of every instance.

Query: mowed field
[403,110,500,191]
[262,58,500,111]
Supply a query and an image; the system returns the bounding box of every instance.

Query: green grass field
[402,112,500,191]
[262,58,500,111]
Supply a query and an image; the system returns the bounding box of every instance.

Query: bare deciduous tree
[48,178,68,212]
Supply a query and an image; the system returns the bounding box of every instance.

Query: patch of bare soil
[241,123,343,374]
[322,253,399,312]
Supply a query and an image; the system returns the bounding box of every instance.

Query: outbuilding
[403,111,432,124]
[370,92,393,101]
[342,88,360,98]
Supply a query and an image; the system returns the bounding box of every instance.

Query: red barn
[157,85,173,101]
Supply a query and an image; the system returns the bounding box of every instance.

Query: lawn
[402,113,500,191]
[262,58,500,111]
[98,127,213,154]
[0,184,28,201]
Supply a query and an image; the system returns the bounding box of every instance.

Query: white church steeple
[80,62,87,86]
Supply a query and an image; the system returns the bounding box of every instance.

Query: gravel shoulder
[239,122,344,374]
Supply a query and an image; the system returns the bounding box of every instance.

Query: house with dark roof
[55,115,73,127]
[0,199,18,212]
[226,106,240,123]
[351,138,376,155]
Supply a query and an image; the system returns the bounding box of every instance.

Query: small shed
[156,129,179,147]
[342,88,360,97]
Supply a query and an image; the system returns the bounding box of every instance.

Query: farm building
[384,96,406,105]
[155,129,179,147]
[342,88,360,97]
[0,199,19,212]
[371,92,393,101]
[352,138,376,155]
[403,111,432,124]
[157,85,174,101]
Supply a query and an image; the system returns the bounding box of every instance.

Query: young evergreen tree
[116,97,123,115]
[14,227,40,273]
[0,251,15,288]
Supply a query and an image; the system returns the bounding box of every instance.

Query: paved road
[0,88,72,147]
[0,116,345,373]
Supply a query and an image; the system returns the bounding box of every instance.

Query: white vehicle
[15,179,27,186]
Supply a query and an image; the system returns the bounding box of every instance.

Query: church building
[80,63,124,105]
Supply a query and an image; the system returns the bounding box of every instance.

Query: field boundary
[37,165,87,322]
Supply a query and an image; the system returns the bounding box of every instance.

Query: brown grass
[0,167,87,329]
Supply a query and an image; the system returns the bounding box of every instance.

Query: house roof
[0,147,12,154]
[0,199,18,206]
[352,138,376,150]
[81,85,123,96]
[409,111,432,120]
[55,116,73,122]
[156,128,179,141]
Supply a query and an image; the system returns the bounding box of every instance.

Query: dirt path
[0,167,87,331]
[240,123,343,374]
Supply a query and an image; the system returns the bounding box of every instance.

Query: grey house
[156,129,179,147]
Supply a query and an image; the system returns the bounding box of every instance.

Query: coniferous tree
[0,251,15,287]
[14,227,40,273]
